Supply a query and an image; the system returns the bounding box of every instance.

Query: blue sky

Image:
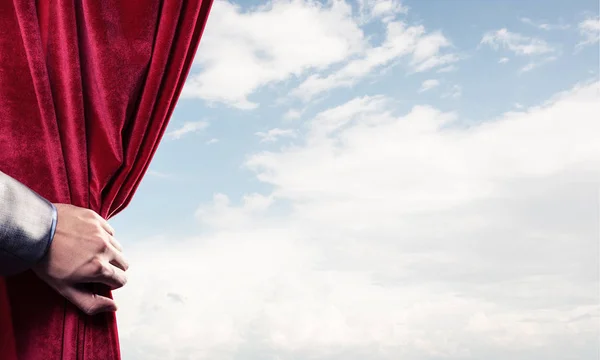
[111,1,599,359]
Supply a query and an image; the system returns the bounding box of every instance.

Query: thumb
[62,285,118,316]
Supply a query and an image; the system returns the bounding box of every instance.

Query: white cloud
[481,28,558,73]
[577,16,600,48]
[117,81,600,360]
[293,22,458,101]
[206,138,220,145]
[195,192,275,228]
[147,170,173,179]
[357,0,407,23]
[182,0,458,107]
[182,0,365,109]
[418,79,440,93]
[283,108,303,120]
[437,64,458,73]
[442,84,462,99]
[166,121,209,140]
[481,28,555,56]
[255,128,297,143]
[520,17,570,31]
[519,56,558,73]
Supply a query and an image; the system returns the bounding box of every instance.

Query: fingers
[89,210,115,236]
[94,213,122,251]
[71,232,129,289]
[92,261,128,290]
[100,219,115,236]
[109,247,129,271]
[74,259,128,290]
[108,234,123,252]
[104,222,116,236]
[102,236,128,270]
[62,285,118,316]
[100,265,128,290]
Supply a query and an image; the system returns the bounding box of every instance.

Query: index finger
[108,234,123,252]
[91,211,115,235]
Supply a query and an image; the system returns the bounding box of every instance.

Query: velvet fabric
[0,1,213,358]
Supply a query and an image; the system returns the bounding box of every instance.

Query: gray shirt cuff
[44,202,58,257]
[0,171,57,276]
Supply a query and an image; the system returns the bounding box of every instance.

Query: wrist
[44,203,58,256]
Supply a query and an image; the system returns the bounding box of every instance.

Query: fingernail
[101,305,118,313]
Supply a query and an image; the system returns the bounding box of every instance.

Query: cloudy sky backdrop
[110,0,600,359]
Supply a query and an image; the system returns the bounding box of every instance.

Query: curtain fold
[0,1,213,359]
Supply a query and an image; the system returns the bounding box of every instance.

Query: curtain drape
[0,1,213,359]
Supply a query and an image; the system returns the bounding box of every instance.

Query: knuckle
[115,271,126,286]
[94,222,105,233]
[80,302,97,316]
[112,271,127,288]
[101,264,113,278]
[93,223,105,235]
[90,259,104,275]
[83,306,95,316]
[93,234,109,252]
[83,209,97,220]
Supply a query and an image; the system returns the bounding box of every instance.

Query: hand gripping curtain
[0,1,213,359]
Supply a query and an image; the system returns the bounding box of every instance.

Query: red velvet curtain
[0,1,213,358]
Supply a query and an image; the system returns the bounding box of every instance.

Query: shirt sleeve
[0,170,57,276]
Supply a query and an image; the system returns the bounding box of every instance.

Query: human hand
[32,204,129,316]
